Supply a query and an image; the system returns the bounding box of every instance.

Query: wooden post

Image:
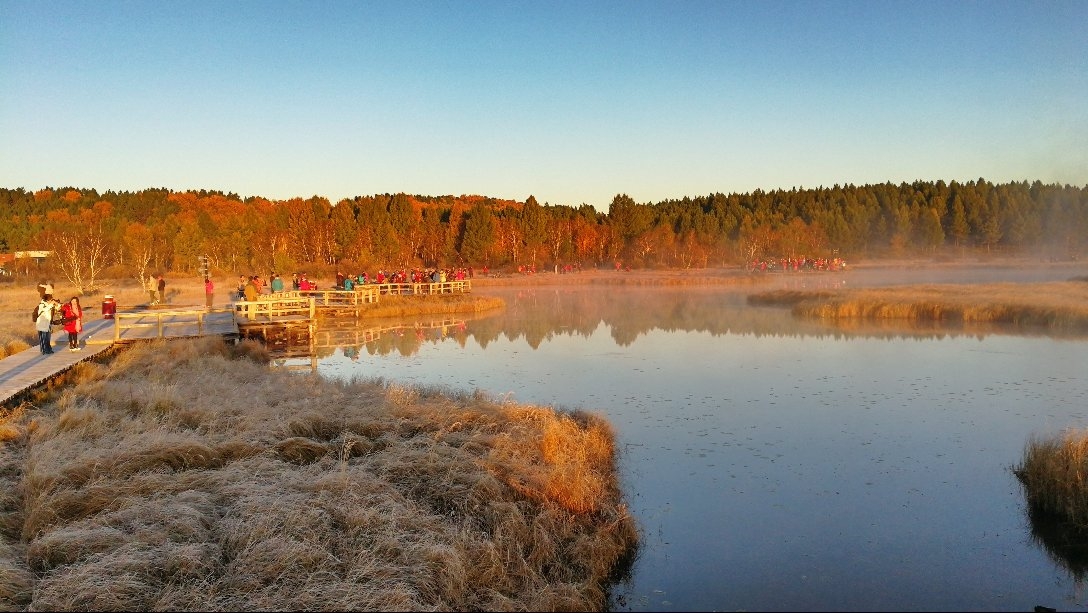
[157,313,164,338]
[114,315,120,342]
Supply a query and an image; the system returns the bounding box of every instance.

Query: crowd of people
[232,268,477,299]
[748,256,847,272]
[333,267,474,289]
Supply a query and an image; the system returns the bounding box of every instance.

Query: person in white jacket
[35,294,60,355]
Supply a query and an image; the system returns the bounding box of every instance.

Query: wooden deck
[112,306,239,342]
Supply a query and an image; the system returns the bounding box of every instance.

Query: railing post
[157,313,165,338]
[114,315,120,342]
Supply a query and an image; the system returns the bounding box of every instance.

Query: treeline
[1,179,1085,286]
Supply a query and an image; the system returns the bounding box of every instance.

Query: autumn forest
[2,179,1086,290]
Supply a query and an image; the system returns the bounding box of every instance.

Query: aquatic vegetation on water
[1016,430,1088,529]
[749,282,1088,333]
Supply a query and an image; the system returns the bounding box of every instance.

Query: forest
[1,179,1086,291]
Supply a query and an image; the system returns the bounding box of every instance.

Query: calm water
[285,269,1088,611]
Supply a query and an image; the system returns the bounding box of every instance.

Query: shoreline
[0,337,638,610]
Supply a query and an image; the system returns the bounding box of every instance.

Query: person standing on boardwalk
[243,276,259,320]
[35,294,60,355]
[270,274,284,294]
[157,274,166,304]
[147,274,158,305]
[61,296,83,351]
[205,277,214,309]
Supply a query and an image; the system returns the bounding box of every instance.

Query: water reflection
[1025,507,1088,607]
[274,286,1086,364]
[276,284,1088,611]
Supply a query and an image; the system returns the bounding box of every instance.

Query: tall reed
[1015,430,1088,528]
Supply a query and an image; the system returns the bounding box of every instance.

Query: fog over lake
[285,265,1088,611]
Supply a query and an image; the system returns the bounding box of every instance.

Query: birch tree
[43,201,113,294]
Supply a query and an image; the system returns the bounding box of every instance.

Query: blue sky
[2,0,1085,209]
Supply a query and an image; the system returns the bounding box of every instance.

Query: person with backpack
[34,293,60,355]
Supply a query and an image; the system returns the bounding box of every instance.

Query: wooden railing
[113,306,236,342]
[233,296,315,321]
[244,282,469,305]
[373,280,472,295]
[285,287,380,306]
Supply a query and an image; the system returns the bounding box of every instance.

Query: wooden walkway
[0,306,240,406]
[0,319,115,405]
[1,282,475,405]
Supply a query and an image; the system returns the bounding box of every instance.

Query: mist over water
[287,266,1088,611]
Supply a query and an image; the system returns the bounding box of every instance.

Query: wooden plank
[0,340,112,405]
[1,306,241,405]
[114,307,238,341]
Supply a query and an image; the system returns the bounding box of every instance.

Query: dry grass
[359,294,506,319]
[749,281,1088,333]
[1015,430,1088,529]
[0,337,636,611]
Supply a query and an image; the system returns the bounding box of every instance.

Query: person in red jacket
[61,296,84,351]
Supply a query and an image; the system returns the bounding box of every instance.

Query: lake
[283,267,1088,611]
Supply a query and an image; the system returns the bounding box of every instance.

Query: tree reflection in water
[271,286,1088,360]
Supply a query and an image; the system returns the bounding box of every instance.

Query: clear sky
[2,0,1086,209]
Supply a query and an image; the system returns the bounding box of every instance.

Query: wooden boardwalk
[0,306,240,406]
[0,319,115,405]
[1,282,475,406]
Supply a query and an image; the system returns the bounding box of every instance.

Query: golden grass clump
[749,281,1088,334]
[1,340,31,360]
[359,294,505,319]
[1,336,636,611]
[1015,429,1088,527]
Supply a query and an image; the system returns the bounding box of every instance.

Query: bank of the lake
[748,280,1088,333]
[0,336,637,610]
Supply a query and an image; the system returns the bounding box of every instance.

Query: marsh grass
[1015,431,1088,529]
[0,336,636,610]
[359,294,506,319]
[749,282,1088,333]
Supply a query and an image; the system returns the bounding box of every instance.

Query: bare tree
[43,204,113,294]
[122,221,155,290]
